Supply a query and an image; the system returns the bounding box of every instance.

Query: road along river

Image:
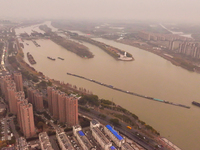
[15,22,200,150]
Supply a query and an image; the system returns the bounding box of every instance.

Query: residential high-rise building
[16,92,26,131]
[47,87,78,126]
[19,102,35,138]
[0,74,12,96]
[1,73,36,138]
[34,90,44,111]
[7,84,17,114]
[65,96,78,126]
[58,92,66,123]
[47,86,54,115]
[27,87,36,105]
[52,88,59,119]
[13,72,23,92]
[27,87,44,111]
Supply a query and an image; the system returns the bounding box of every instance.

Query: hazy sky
[0,0,199,23]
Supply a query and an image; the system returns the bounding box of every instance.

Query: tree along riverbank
[39,25,94,58]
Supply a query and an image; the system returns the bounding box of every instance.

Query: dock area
[67,72,190,109]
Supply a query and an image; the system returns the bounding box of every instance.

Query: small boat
[47,57,56,61]
[58,57,64,60]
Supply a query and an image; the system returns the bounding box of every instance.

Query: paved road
[79,109,162,150]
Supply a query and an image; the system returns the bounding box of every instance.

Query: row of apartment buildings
[138,31,192,41]
[168,41,200,59]
[0,73,36,138]
[16,119,136,150]
[139,31,200,59]
[47,86,78,126]
[27,87,44,112]
[73,119,135,150]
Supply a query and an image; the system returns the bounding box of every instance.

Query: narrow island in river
[39,25,94,58]
[63,30,134,61]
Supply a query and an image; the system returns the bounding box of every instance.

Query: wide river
[15,22,200,150]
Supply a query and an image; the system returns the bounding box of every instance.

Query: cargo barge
[192,101,200,107]
[67,72,190,109]
[32,40,41,47]
[27,52,36,65]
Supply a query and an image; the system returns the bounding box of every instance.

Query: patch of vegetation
[110,118,121,126]
[79,116,90,128]
[100,99,115,105]
[98,114,106,119]
[79,106,90,112]
[64,127,72,132]
[79,95,99,106]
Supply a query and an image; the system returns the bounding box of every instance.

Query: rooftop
[122,143,134,150]
[16,137,28,150]
[106,125,123,141]
[93,127,110,145]
[109,146,116,150]
[77,130,93,149]
[91,119,99,125]
[39,132,53,150]
[58,132,74,149]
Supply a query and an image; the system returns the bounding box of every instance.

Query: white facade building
[90,120,112,150]
[104,125,125,147]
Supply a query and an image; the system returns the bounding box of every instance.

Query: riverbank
[12,38,167,148]
[117,39,200,72]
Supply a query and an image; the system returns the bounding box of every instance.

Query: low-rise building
[56,129,74,150]
[15,137,29,150]
[109,146,116,150]
[73,125,95,150]
[39,132,53,150]
[104,125,125,147]
[90,120,112,150]
[121,143,135,150]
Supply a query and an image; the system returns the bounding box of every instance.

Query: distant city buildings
[178,42,200,58]
[47,86,78,126]
[138,31,193,41]
[138,31,200,59]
